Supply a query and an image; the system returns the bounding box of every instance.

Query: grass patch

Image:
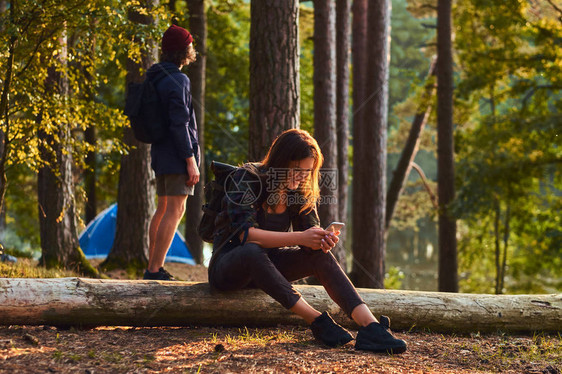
[0,258,78,278]
[52,350,63,361]
[205,327,301,349]
[103,352,123,363]
[207,333,219,344]
[67,353,82,363]
[222,327,299,346]
[470,333,562,368]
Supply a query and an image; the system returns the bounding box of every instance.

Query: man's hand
[186,157,200,186]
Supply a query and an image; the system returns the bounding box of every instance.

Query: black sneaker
[310,311,354,347]
[158,267,177,280]
[355,315,407,354]
[143,267,176,281]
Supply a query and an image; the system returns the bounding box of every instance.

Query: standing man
[144,25,201,280]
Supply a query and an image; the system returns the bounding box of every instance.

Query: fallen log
[0,278,560,333]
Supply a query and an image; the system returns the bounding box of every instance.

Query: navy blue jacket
[146,62,200,176]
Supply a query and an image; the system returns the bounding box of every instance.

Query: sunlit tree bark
[102,0,159,271]
[335,0,351,267]
[249,0,300,161]
[436,0,458,292]
[313,0,342,264]
[38,27,97,276]
[184,0,207,265]
[351,0,391,288]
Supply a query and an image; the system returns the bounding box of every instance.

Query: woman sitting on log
[208,129,407,354]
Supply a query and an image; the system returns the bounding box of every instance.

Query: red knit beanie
[161,25,193,53]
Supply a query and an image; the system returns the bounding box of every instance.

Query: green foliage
[299,4,314,134]
[389,0,435,131]
[0,0,174,250]
[453,0,562,293]
[387,150,438,231]
[203,0,250,167]
[386,2,438,274]
[384,266,405,290]
[3,165,40,251]
[387,0,438,229]
[0,0,135,169]
[393,0,561,293]
[0,239,34,259]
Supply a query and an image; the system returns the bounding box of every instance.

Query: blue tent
[79,204,195,265]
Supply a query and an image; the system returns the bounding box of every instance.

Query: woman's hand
[299,227,329,250]
[300,228,340,252]
[320,231,340,253]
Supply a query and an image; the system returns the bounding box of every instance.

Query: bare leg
[351,304,378,327]
[148,196,167,264]
[289,298,322,324]
[147,195,188,273]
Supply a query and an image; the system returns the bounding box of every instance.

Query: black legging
[208,243,365,317]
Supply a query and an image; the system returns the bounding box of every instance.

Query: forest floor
[1,261,561,373]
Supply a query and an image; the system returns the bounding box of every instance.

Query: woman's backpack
[198,161,238,242]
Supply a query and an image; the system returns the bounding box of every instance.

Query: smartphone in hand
[325,221,345,233]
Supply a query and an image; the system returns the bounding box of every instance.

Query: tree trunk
[1,278,560,333]
[495,201,511,295]
[83,20,98,225]
[84,125,97,224]
[500,205,510,293]
[436,0,458,292]
[184,0,207,265]
[0,0,15,215]
[313,0,342,264]
[385,59,436,231]
[0,203,5,233]
[37,30,97,276]
[350,0,367,283]
[351,0,368,131]
[494,199,501,294]
[335,0,351,268]
[351,0,391,289]
[101,2,158,271]
[249,0,300,161]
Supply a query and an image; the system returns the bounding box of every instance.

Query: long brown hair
[257,129,324,213]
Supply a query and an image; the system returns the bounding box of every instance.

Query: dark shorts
[156,174,194,196]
